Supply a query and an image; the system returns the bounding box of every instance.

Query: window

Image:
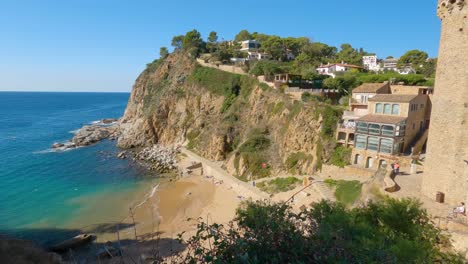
[420,104,424,109]
[375,103,383,113]
[384,103,391,114]
[355,135,367,149]
[367,136,379,151]
[380,138,393,154]
[369,124,380,135]
[357,122,368,133]
[392,104,400,115]
[381,125,394,136]
[412,123,416,130]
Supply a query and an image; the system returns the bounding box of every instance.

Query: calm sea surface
[0,92,155,245]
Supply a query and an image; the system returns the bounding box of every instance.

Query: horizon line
[0,90,131,93]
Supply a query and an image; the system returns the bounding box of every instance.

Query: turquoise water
[0,92,154,245]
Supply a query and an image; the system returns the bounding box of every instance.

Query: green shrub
[285,152,312,173]
[257,177,301,194]
[271,102,285,115]
[176,198,464,263]
[329,146,352,168]
[186,130,200,150]
[325,179,362,206]
[259,83,270,91]
[320,105,342,138]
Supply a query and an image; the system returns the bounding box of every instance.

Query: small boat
[49,234,96,252]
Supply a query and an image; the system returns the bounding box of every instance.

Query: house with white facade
[316,62,363,78]
[363,55,380,72]
[240,40,261,52]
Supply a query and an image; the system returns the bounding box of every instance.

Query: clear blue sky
[0,0,441,92]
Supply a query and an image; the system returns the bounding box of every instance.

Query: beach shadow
[0,226,186,262]
[84,222,136,234]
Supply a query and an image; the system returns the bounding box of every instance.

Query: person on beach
[453,202,466,217]
[392,161,400,175]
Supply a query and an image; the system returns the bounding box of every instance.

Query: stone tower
[422,0,467,204]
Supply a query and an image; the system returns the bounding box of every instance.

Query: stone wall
[196,59,247,75]
[422,0,467,204]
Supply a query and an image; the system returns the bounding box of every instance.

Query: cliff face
[119,52,333,180]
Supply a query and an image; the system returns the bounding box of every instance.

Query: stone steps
[312,181,336,202]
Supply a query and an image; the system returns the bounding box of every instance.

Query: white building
[316,62,363,78]
[240,40,261,52]
[247,51,271,60]
[363,55,380,71]
[383,58,398,71]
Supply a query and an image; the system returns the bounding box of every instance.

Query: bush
[301,92,323,102]
[324,179,362,205]
[285,152,312,173]
[329,146,352,168]
[320,105,342,138]
[235,129,272,180]
[175,198,464,263]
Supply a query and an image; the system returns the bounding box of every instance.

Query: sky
[0,0,441,92]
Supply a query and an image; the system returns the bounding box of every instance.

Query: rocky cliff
[118,52,339,180]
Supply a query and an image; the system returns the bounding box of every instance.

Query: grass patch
[235,128,271,180]
[257,177,301,194]
[186,130,201,150]
[324,179,362,206]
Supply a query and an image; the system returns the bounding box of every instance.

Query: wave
[133,184,159,210]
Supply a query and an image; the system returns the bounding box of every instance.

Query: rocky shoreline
[52,118,180,174]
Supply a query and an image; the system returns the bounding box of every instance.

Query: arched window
[384,103,391,114]
[375,103,383,113]
[392,104,400,115]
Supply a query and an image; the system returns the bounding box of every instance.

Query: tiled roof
[369,94,418,103]
[357,114,407,124]
[353,83,389,93]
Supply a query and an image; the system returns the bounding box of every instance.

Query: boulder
[51,142,64,148]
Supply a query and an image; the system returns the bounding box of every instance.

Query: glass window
[381,125,394,136]
[356,122,368,133]
[384,104,391,114]
[355,135,367,149]
[392,104,400,115]
[368,124,380,135]
[375,103,383,113]
[367,137,379,151]
[380,138,393,154]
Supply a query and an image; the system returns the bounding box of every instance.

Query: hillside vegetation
[119,51,344,181]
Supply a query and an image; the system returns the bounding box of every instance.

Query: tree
[261,35,284,60]
[159,47,169,59]
[171,35,184,50]
[182,29,202,49]
[207,31,218,53]
[420,58,437,77]
[207,31,218,43]
[182,29,203,57]
[234,29,252,42]
[336,43,369,66]
[398,49,429,69]
[173,199,464,263]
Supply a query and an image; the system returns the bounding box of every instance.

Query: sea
[0,92,157,246]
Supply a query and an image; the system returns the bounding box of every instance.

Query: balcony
[350,98,367,106]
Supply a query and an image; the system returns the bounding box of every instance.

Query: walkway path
[181,148,269,200]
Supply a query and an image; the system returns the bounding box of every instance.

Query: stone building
[422,0,467,204]
[351,93,430,169]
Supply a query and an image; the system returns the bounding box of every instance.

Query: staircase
[312,181,336,202]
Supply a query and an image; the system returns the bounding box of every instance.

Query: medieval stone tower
[422,0,467,204]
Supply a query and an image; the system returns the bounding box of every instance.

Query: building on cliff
[351,93,431,169]
[335,82,432,169]
[422,0,467,204]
